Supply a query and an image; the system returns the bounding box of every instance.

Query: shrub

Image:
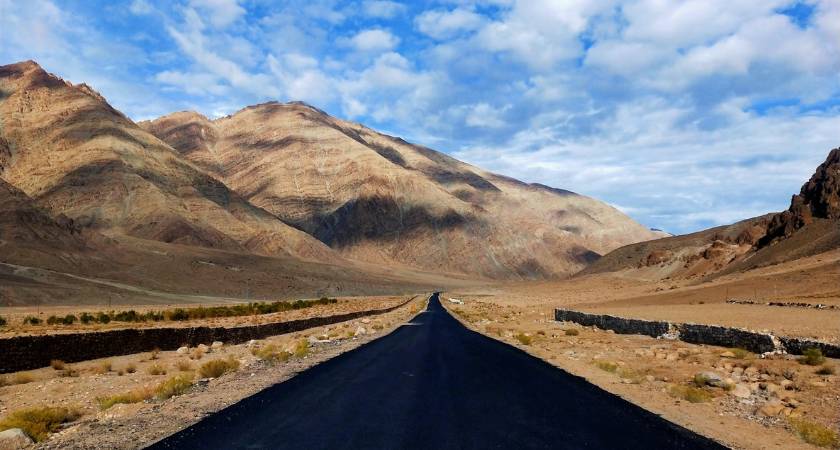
[12,372,34,385]
[251,345,292,364]
[0,406,81,442]
[816,364,835,376]
[96,312,111,324]
[23,316,42,325]
[617,367,645,384]
[669,385,712,403]
[198,358,240,378]
[789,418,839,448]
[154,374,194,400]
[189,348,205,360]
[125,363,137,374]
[59,366,79,378]
[175,360,193,372]
[46,315,60,325]
[97,386,153,410]
[693,373,711,388]
[146,364,167,376]
[92,361,112,374]
[61,314,77,325]
[149,348,160,360]
[294,339,310,357]
[0,315,6,327]
[800,348,827,366]
[514,333,532,345]
[79,312,95,324]
[564,329,579,336]
[50,360,65,370]
[595,360,619,373]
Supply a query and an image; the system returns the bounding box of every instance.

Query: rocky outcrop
[760,148,840,247]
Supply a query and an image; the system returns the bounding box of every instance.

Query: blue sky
[2,0,839,234]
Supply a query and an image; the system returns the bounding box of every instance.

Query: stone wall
[0,298,414,374]
[554,310,670,338]
[555,308,840,357]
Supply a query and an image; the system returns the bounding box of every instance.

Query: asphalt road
[148,293,727,450]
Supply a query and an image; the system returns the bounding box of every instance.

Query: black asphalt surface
[148,293,727,450]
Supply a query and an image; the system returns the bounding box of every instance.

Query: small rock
[696,371,725,387]
[197,344,210,353]
[645,375,655,382]
[211,341,224,350]
[0,428,33,447]
[720,351,736,358]
[361,318,371,324]
[176,346,189,355]
[354,326,367,336]
[758,400,784,417]
[730,383,751,399]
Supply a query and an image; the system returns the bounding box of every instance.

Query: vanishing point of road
[148,293,726,450]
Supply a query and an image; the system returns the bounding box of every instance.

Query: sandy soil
[0,295,428,449]
[442,294,840,450]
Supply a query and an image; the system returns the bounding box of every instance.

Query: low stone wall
[678,323,776,354]
[779,337,840,359]
[0,298,414,374]
[555,308,840,357]
[554,310,670,338]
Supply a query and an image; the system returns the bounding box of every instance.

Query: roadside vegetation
[198,358,240,378]
[788,418,840,448]
[0,406,81,442]
[668,384,713,403]
[800,348,826,366]
[251,344,292,364]
[22,297,339,327]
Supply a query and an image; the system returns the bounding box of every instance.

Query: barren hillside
[142,102,660,279]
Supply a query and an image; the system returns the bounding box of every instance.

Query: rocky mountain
[0,61,333,262]
[582,148,840,280]
[141,102,660,279]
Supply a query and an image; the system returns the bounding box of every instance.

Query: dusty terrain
[0,295,427,449]
[444,294,839,450]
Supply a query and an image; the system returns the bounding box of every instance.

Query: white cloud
[344,29,400,52]
[415,8,485,40]
[188,0,245,29]
[129,0,153,15]
[464,103,510,128]
[362,1,406,19]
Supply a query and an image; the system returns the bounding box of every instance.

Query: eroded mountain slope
[143,102,661,278]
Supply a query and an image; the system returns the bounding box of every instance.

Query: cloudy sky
[2,0,839,234]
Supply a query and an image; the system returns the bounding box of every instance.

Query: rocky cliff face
[142,101,661,279]
[760,148,840,247]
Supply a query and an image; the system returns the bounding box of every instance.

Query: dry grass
[293,339,310,358]
[788,418,840,448]
[189,348,206,360]
[727,348,755,359]
[669,384,713,403]
[154,374,195,400]
[175,360,194,372]
[125,363,137,374]
[91,360,112,374]
[149,348,161,361]
[594,360,619,373]
[0,406,81,442]
[146,363,167,376]
[816,364,836,376]
[12,372,35,385]
[514,333,532,345]
[251,344,292,364]
[564,329,580,336]
[97,386,154,410]
[50,360,65,370]
[58,366,79,378]
[198,358,240,378]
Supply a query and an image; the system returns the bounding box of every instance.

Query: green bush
[800,348,826,366]
[79,313,95,324]
[789,418,839,448]
[23,316,42,325]
[514,333,532,345]
[61,314,77,325]
[252,344,292,363]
